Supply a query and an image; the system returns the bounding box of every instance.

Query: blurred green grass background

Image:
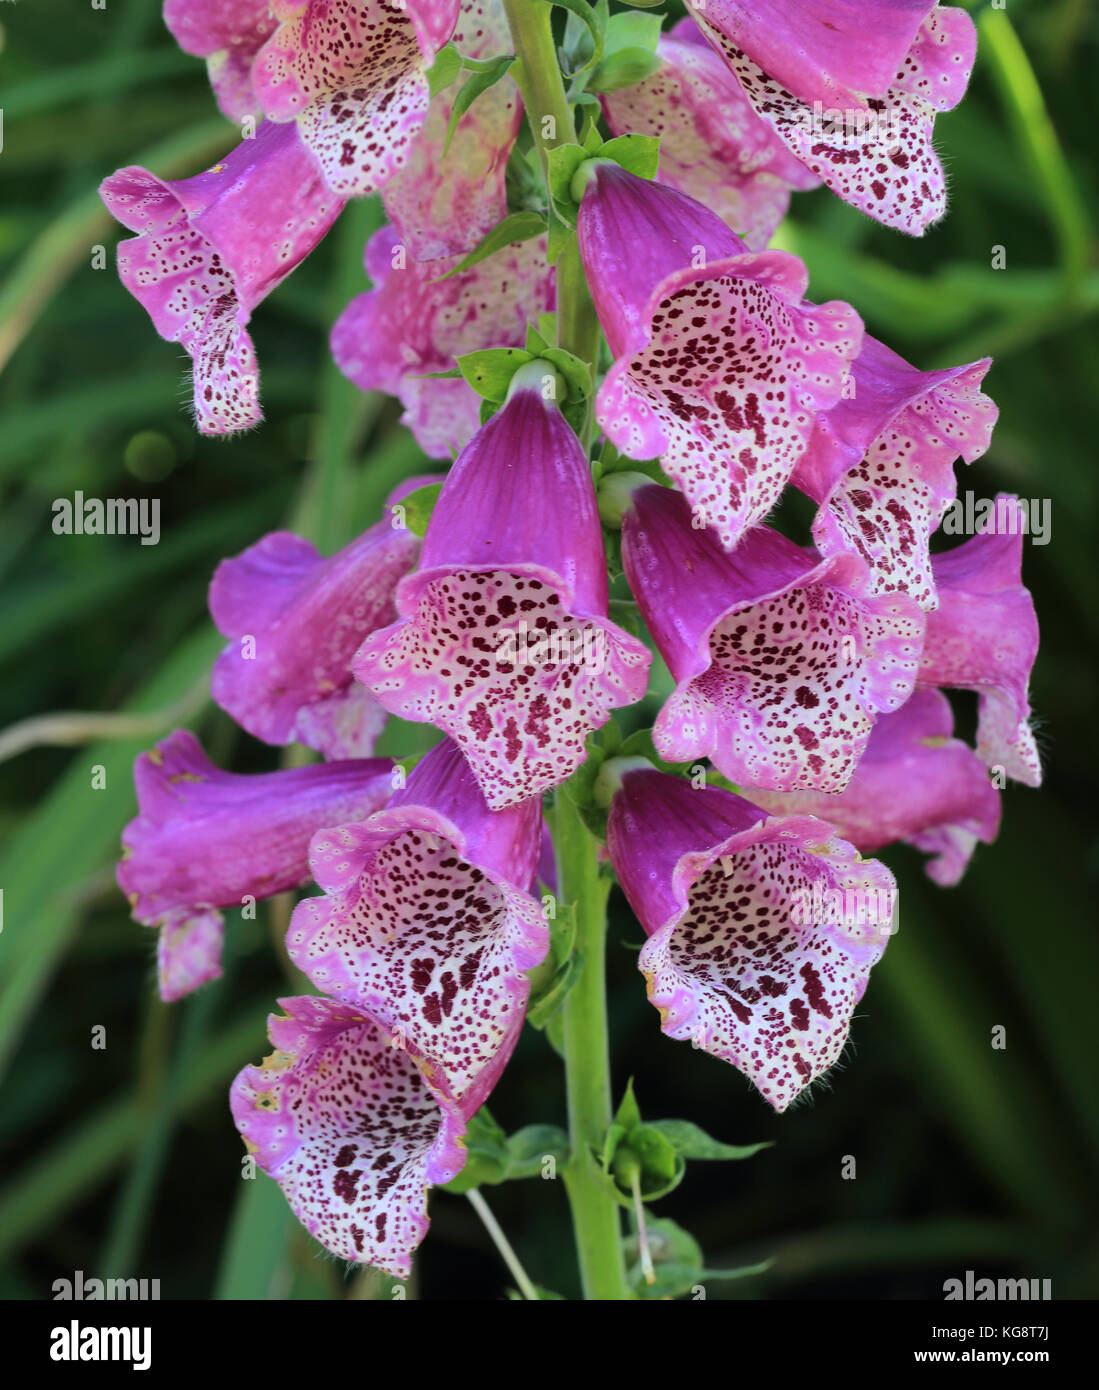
[0,0,1096,1300]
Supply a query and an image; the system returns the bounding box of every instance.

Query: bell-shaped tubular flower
[287,737,548,1107]
[331,225,554,459]
[210,477,437,759]
[231,995,470,1275]
[601,18,821,250]
[576,163,862,549]
[919,497,1041,786]
[163,0,276,119]
[100,122,345,435]
[684,1,977,235]
[794,335,997,611]
[617,481,923,792]
[605,763,896,1112]
[252,0,460,197]
[352,373,651,808]
[380,0,522,261]
[743,688,1001,886]
[117,731,394,1001]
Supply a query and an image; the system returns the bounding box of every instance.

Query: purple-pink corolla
[605,763,896,1113]
[601,18,821,250]
[251,0,460,197]
[210,477,438,759]
[352,371,651,809]
[287,736,548,1107]
[613,480,923,792]
[163,0,276,120]
[117,731,394,1001]
[794,334,998,612]
[100,122,345,435]
[575,162,863,550]
[684,0,977,234]
[331,226,555,459]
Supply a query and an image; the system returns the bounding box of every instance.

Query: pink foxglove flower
[353,373,651,807]
[163,0,275,119]
[576,163,863,549]
[117,731,394,1001]
[794,336,997,611]
[919,496,1042,786]
[381,0,521,261]
[685,1,977,235]
[231,994,469,1274]
[287,737,547,1106]
[744,688,1001,886]
[100,122,345,435]
[331,225,554,458]
[606,763,896,1112]
[601,18,820,250]
[252,0,460,197]
[616,481,922,791]
[210,477,437,758]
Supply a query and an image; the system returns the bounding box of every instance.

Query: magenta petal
[607,767,896,1112]
[601,20,820,251]
[230,995,468,1275]
[693,5,977,235]
[353,390,651,808]
[117,730,395,999]
[100,122,345,435]
[287,739,548,1107]
[744,688,1000,886]
[920,498,1042,786]
[209,482,428,757]
[163,0,276,119]
[580,169,863,550]
[684,0,938,107]
[253,0,460,197]
[796,336,998,611]
[331,225,554,459]
[380,0,521,260]
[622,485,923,791]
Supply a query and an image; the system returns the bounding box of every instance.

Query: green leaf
[599,133,661,180]
[435,210,546,280]
[505,1125,570,1179]
[547,207,572,265]
[649,1120,772,1163]
[444,56,515,156]
[442,1108,509,1194]
[456,346,533,401]
[427,42,462,97]
[526,950,585,1029]
[589,47,661,93]
[605,10,663,54]
[395,482,442,538]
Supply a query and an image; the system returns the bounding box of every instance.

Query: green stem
[555,792,629,1300]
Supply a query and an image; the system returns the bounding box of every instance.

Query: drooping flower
[231,994,469,1275]
[794,335,998,611]
[743,688,1000,886]
[210,477,437,758]
[117,730,394,1001]
[685,1,977,235]
[287,737,548,1106]
[614,480,922,791]
[605,762,896,1112]
[100,122,345,435]
[252,0,460,197]
[331,225,554,459]
[352,370,651,807]
[601,18,821,250]
[576,162,862,550]
[163,0,276,119]
[380,0,521,261]
[919,496,1042,785]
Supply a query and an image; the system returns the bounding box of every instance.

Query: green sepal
[395,481,443,539]
[598,133,660,180]
[455,346,533,401]
[546,141,591,226]
[442,1111,570,1193]
[627,1217,772,1300]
